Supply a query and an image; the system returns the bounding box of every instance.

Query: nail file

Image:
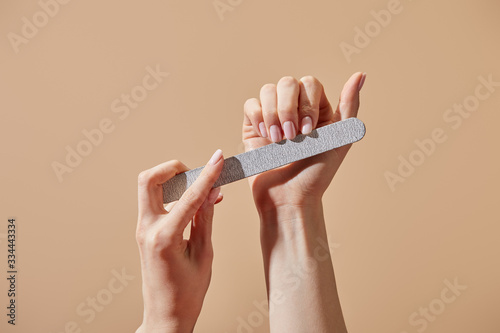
[162,118,366,203]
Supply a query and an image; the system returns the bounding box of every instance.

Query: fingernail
[209,149,223,165]
[258,122,268,138]
[358,72,367,92]
[269,125,282,142]
[301,116,313,134]
[283,121,296,140]
[208,187,221,204]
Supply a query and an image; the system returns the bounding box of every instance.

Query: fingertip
[283,121,296,140]
[258,122,268,138]
[207,187,221,205]
[301,116,313,134]
[214,192,224,205]
[170,152,223,225]
[345,72,364,91]
[208,149,223,166]
[269,124,283,143]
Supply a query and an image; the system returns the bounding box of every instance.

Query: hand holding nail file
[162,117,365,203]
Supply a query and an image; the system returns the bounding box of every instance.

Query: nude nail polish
[301,116,313,134]
[270,125,282,142]
[358,73,367,91]
[209,149,223,165]
[259,122,268,138]
[283,121,296,140]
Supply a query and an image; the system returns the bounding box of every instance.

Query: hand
[242,73,366,332]
[135,150,224,333]
[242,73,366,213]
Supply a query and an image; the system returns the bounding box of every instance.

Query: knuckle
[135,221,176,253]
[244,98,261,114]
[201,247,214,263]
[300,75,320,87]
[260,83,276,95]
[169,160,189,176]
[135,222,148,246]
[145,232,164,252]
[144,229,175,253]
[278,107,297,117]
[137,170,151,186]
[244,98,258,108]
[135,231,146,246]
[278,76,299,88]
[248,108,262,120]
[299,101,315,114]
[171,159,183,170]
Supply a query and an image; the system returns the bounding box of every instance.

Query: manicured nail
[283,121,296,140]
[208,187,221,204]
[269,125,282,142]
[301,116,313,134]
[258,122,268,138]
[209,149,223,165]
[358,72,367,92]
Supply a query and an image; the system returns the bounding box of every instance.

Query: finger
[298,76,324,134]
[138,160,189,220]
[243,98,267,138]
[277,76,300,140]
[167,149,224,234]
[189,187,220,260]
[165,192,221,213]
[335,72,366,120]
[334,72,366,157]
[214,192,223,204]
[260,83,282,143]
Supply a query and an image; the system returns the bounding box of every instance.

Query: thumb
[336,72,366,120]
[334,72,366,157]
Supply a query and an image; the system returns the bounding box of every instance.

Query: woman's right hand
[136,150,224,333]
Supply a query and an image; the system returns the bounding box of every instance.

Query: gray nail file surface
[162,118,365,203]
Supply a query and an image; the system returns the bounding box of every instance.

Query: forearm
[137,263,199,333]
[258,200,347,333]
[137,299,196,333]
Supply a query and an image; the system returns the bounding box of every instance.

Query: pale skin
[136,72,366,333]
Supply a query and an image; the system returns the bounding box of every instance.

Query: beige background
[1,0,499,332]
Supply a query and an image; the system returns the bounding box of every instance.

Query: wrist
[257,197,324,230]
[258,199,329,252]
[138,304,198,333]
[253,189,324,215]
[137,318,195,333]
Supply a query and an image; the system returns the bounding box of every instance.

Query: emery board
[162,117,366,203]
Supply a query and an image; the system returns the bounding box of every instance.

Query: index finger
[167,150,224,234]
